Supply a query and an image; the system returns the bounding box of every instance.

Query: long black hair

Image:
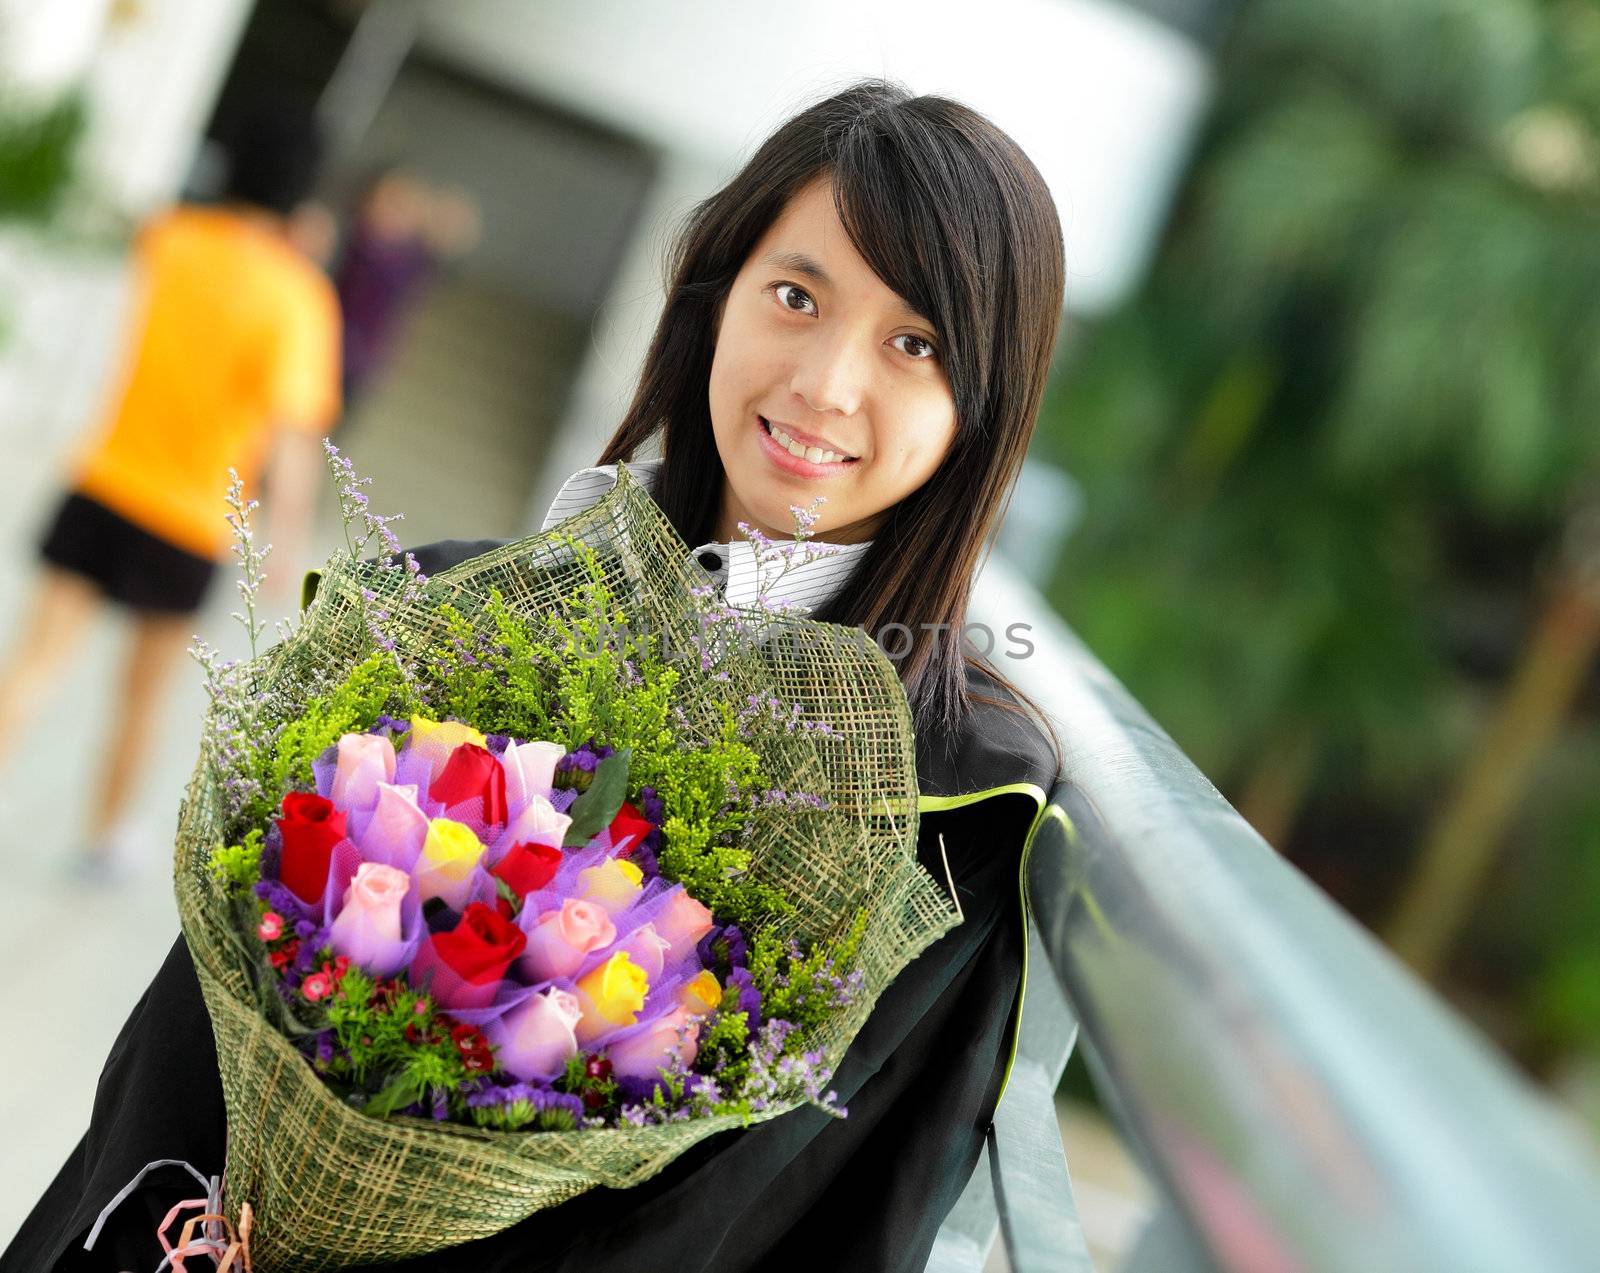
[599,79,1064,771]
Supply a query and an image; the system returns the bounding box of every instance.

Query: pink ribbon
[84,1153,252,1271]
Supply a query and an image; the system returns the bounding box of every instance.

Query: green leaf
[562,747,632,846]
[363,1070,426,1119]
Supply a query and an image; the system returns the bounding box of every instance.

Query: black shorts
[39,491,217,614]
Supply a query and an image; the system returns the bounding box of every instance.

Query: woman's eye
[773,282,816,314]
[894,333,939,361]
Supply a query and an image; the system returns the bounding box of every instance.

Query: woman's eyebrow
[760,250,932,324]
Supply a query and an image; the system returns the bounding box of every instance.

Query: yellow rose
[408,715,488,783]
[577,857,644,914]
[421,818,484,878]
[413,817,486,910]
[574,951,649,1044]
[680,969,723,1017]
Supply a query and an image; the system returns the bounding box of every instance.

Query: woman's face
[707,175,959,544]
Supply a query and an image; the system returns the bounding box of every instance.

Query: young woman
[2,78,1065,1272]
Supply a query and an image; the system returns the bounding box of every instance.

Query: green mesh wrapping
[173,463,958,1269]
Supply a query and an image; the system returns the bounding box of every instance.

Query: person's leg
[84,610,194,860]
[0,567,104,769]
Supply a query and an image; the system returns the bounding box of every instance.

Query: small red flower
[449,1022,494,1072]
[585,1056,613,1081]
[332,955,350,979]
[257,911,283,942]
[302,972,333,1002]
[268,938,302,973]
[583,1089,605,1110]
[404,1021,424,1045]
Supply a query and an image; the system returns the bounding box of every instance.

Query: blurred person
[286,197,339,266]
[334,164,481,411]
[0,106,340,877]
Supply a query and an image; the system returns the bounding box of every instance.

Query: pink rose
[616,922,671,983]
[350,782,430,870]
[329,733,396,812]
[654,888,714,962]
[501,739,565,811]
[329,862,412,975]
[485,987,582,1081]
[519,898,616,982]
[606,1006,702,1082]
[501,792,572,850]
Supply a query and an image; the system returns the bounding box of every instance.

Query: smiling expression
[707,175,960,545]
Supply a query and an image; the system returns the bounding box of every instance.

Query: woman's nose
[789,329,868,417]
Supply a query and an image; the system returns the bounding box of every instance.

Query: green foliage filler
[210,828,265,898]
[247,653,418,826]
[750,909,869,1032]
[321,969,471,1118]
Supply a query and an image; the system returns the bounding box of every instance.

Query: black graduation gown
[2,539,1058,1273]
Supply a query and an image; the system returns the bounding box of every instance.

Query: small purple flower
[553,739,615,792]
[727,966,762,1034]
[630,840,660,881]
[464,1082,585,1130]
[254,878,309,926]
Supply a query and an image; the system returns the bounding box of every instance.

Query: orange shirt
[72,205,341,559]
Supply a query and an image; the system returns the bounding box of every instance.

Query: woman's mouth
[757,416,860,476]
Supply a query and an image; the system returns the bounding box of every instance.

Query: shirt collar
[540,458,872,615]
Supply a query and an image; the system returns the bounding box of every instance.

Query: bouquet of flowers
[174,453,959,1268]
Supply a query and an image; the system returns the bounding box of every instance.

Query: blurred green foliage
[0,90,88,223]
[1037,0,1600,1067]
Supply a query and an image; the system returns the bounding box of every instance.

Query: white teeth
[766,420,850,464]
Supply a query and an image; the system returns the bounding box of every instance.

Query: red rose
[607,802,654,857]
[430,743,508,825]
[275,792,348,905]
[492,841,562,896]
[429,902,527,985]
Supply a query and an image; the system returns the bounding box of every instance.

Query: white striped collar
[540,458,872,615]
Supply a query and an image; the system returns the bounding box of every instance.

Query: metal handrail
[927,919,1094,1272]
[1018,607,1600,1272]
